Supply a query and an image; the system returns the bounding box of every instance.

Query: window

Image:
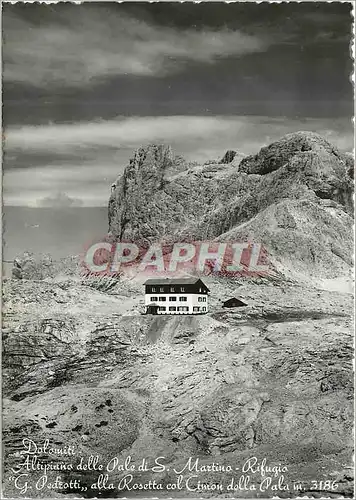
[198,297,204,302]
[169,306,176,311]
[159,296,166,301]
[202,307,206,312]
[151,287,156,292]
[170,287,175,292]
[150,297,158,302]
[193,306,200,312]
[160,287,164,292]
[159,306,166,311]
[199,287,202,292]
[169,297,176,301]
[180,287,185,292]
[178,306,189,312]
[179,296,187,302]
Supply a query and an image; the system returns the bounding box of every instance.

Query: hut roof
[222,297,247,307]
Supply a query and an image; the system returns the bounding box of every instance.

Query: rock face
[12,252,79,280]
[220,149,238,164]
[238,131,353,213]
[108,144,176,241]
[108,132,353,279]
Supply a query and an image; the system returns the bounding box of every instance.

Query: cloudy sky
[3,2,354,206]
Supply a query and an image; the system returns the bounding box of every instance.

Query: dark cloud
[2,2,353,125]
[2,5,268,87]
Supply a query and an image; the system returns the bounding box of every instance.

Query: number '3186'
[310,480,338,491]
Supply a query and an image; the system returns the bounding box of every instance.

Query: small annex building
[222,297,247,308]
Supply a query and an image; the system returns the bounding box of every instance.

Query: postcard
[2,1,354,498]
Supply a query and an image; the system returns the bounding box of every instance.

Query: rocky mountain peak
[131,144,174,170]
[108,132,353,279]
[238,131,347,175]
[220,150,238,164]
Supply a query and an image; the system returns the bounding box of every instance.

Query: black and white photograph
[1,1,354,498]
